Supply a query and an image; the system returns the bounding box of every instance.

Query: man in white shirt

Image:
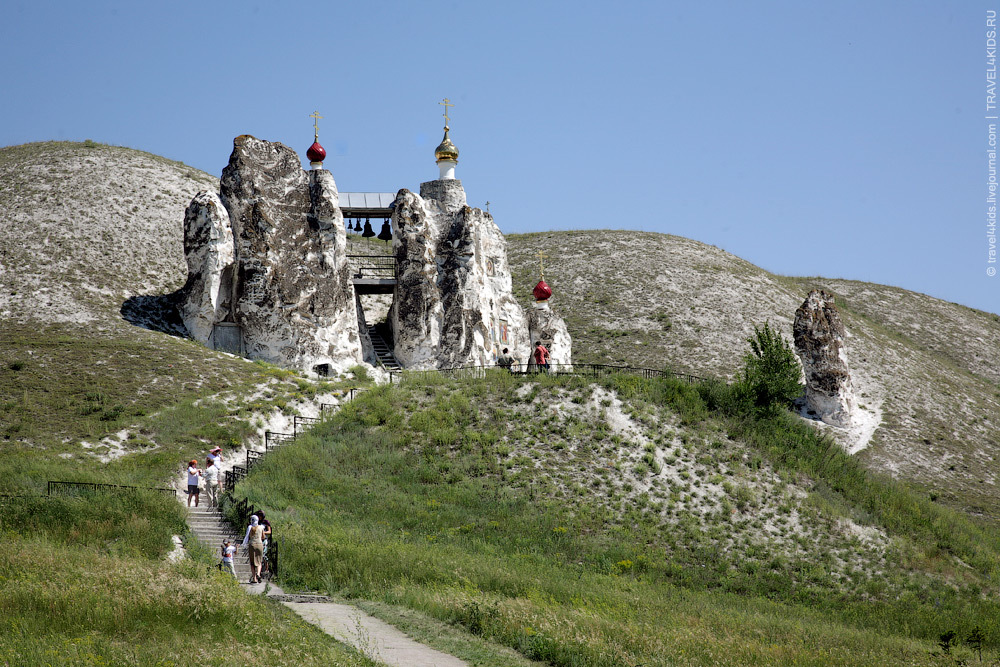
[203,458,220,508]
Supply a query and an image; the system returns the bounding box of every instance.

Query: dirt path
[279,600,468,667]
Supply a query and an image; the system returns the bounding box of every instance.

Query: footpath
[185,505,468,666]
[182,390,469,666]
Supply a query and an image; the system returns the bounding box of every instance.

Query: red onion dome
[306,141,327,163]
[533,279,552,301]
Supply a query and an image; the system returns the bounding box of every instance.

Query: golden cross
[309,110,323,140]
[537,250,548,278]
[439,98,454,126]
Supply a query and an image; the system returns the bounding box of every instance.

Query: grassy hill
[235,372,1000,665]
[507,231,1000,523]
[3,141,1000,664]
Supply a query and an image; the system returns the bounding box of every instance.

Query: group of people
[183,449,273,584]
[496,341,551,372]
[220,510,272,583]
[185,446,224,507]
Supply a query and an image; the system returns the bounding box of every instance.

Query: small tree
[737,322,802,414]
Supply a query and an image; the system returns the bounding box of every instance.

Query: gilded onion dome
[434,126,459,163]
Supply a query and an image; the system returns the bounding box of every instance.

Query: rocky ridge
[3,143,1000,522]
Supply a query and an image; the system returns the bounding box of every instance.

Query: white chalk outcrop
[389,179,531,369]
[793,290,856,428]
[179,135,363,372]
[529,301,573,371]
[178,191,234,343]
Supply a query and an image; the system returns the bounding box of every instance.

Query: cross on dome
[309,110,323,140]
[306,110,327,169]
[434,98,459,179]
[439,98,454,128]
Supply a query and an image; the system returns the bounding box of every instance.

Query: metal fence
[389,363,706,385]
[223,466,247,494]
[265,431,295,450]
[47,480,177,497]
[293,415,321,437]
[347,254,396,279]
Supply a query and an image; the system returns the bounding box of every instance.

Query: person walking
[220,539,238,579]
[533,341,550,372]
[186,460,201,508]
[254,510,273,576]
[241,515,265,584]
[203,458,220,508]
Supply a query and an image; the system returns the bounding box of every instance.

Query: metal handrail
[347,254,396,279]
[389,363,706,384]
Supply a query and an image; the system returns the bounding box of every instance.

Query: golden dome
[434,126,459,163]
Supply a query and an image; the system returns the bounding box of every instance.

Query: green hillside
[231,371,1000,665]
[4,142,1000,664]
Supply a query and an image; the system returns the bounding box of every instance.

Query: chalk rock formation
[178,191,234,343]
[180,135,363,371]
[793,290,855,427]
[389,179,530,369]
[529,302,573,370]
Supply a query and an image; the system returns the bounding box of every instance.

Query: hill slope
[3,141,1000,524]
[507,231,1000,522]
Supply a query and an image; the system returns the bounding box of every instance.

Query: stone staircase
[187,505,253,582]
[367,325,401,370]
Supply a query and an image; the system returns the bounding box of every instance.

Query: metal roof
[339,192,396,209]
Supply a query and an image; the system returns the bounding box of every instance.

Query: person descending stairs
[187,505,255,583]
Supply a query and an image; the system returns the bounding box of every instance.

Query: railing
[388,363,706,384]
[223,466,247,494]
[47,480,177,497]
[218,391,367,579]
[347,254,396,279]
[294,415,321,437]
[246,450,264,472]
[265,431,295,451]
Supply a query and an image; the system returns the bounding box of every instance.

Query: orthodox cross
[537,250,548,279]
[309,110,323,140]
[439,98,454,127]
[485,201,491,213]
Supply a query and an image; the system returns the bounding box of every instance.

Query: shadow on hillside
[120,290,189,337]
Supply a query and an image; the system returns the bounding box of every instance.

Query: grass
[0,492,382,666]
[0,315,383,664]
[231,371,1000,666]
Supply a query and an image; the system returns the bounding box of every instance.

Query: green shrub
[735,322,802,414]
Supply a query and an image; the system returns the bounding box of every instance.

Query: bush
[736,323,802,414]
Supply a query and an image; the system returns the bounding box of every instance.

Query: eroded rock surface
[390,180,531,369]
[793,290,855,427]
[178,191,234,343]
[180,135,362,371]
[529,302,573,370]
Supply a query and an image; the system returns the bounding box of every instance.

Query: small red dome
[306,141,327,163]
[533,279,552,301]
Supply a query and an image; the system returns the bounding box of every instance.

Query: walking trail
[184,489,467,666]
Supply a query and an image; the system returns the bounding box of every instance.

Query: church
[177,101,571,375]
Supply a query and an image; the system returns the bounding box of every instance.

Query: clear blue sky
[2,1,996,314]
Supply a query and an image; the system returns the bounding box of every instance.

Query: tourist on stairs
[241,515,265,583]
[186,460,201,507]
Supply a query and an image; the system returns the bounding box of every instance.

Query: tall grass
[0,482,382,665]
[234,375,1000,665]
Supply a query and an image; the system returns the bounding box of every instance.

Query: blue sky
[2,1,996,314]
